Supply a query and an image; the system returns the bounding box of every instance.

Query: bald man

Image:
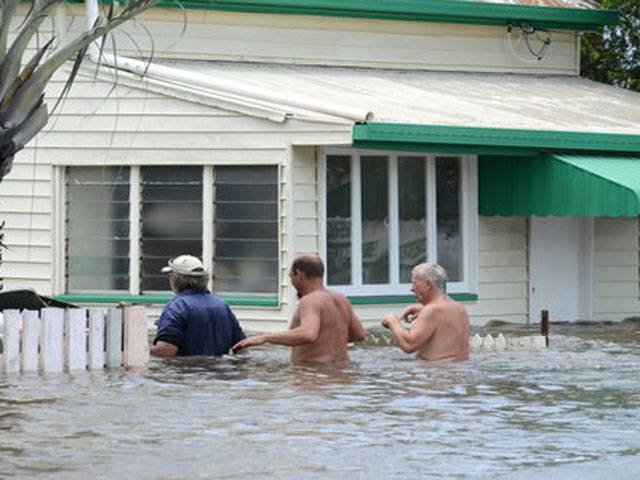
[233,255,366,364]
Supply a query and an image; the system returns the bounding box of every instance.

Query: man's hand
[232,335,267,353]
[400,304,423,323]
[382,314,399,329]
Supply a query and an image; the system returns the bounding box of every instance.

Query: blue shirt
[154,289,246,356]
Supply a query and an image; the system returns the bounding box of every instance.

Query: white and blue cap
[161,255,208,276]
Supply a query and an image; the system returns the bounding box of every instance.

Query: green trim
[53,294,279,307]
[56,293,477,307]
[353,123,640,155]
[348,293,478,304]
[153,0,618,31]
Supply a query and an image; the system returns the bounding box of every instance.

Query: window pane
[398,157,427,283]
[361,156,389,284]
[326,155,351,285]
[66,167,130,292]
[141,166,203,291]
[436,157,462,281]
[214,166,278,294]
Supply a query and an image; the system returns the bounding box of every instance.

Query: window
[323,150,476,295]
[64,165,279,296]
[66,167,130,292]
[213,166,279,294]
[141,166,203,291]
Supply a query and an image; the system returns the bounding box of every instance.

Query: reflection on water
[1,323,640,479]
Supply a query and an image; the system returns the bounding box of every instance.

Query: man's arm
[151,299,185,357]
[400,303,423,323]
[382,308,437,354]
[348,309,366,342]
[233,300,321,352]
[150,340,178,357]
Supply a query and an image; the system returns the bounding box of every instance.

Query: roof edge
[353,123,640,155]
[151,0,619,31]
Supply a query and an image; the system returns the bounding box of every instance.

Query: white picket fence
[0,306,149,374]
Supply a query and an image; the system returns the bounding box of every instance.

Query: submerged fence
[1,306,148,374]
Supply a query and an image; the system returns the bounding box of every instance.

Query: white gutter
[84,0,373,123]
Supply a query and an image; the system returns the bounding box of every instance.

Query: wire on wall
[507,23,553,63]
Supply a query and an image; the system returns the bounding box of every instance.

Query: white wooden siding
[467,217,529,325]
[593,218,640,321]
[1,68,350,328]
[61,6,578,75]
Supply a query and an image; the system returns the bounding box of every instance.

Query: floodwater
[1,323,640,479]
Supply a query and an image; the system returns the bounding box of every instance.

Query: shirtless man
[232,255,366,364]
[382,262,469,362]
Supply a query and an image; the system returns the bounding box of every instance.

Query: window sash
[65,166,131,293]
[321,149,476,295]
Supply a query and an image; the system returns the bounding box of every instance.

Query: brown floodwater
[1,322,640,479]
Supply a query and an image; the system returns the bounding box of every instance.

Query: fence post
[22,310,40,372]
[106,308,123,368]
[123,306,147,368]
[41,308,64,373]
[66,309,87,371]
[88,309,106,370]
[2,310,21,373]
[541,309,549,347]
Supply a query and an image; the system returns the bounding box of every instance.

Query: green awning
[479,154,640,217]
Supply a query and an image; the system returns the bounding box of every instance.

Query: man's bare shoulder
[419,298,463,319]
[300,289,336,308]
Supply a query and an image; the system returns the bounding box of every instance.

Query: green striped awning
[479,154,640,217]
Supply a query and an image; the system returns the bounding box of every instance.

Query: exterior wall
[62,6,578,75]
[0,69,351,330]
[470,216,529,325]
[593,218,640,321]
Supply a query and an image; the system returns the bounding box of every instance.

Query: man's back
[417,297,469,362]
[290,289,356,364]
[155,289,245,356]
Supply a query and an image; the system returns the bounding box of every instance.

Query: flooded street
[1,323,640,479]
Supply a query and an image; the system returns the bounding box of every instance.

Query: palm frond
[0,0,19,61]
[1,37,54,109]
[50,43,88,115]
[0,0,158,130]
[0,0,64,100]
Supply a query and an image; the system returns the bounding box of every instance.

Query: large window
[65,165,279,296]
[323,150,476,295]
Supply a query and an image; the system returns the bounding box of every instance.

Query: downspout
[84,0,373,123]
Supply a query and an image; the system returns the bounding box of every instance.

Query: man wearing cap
[232,255,366,364]
[150,255,246,357]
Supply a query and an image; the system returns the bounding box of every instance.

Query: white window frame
[58,164,282,297]
[319,148,478,296]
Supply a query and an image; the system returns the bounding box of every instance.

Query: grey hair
[169,271,209,293]
[412,263,448,292]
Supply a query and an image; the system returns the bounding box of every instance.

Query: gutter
[84,0,372,123]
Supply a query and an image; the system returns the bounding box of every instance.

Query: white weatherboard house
[1,0,640,329]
